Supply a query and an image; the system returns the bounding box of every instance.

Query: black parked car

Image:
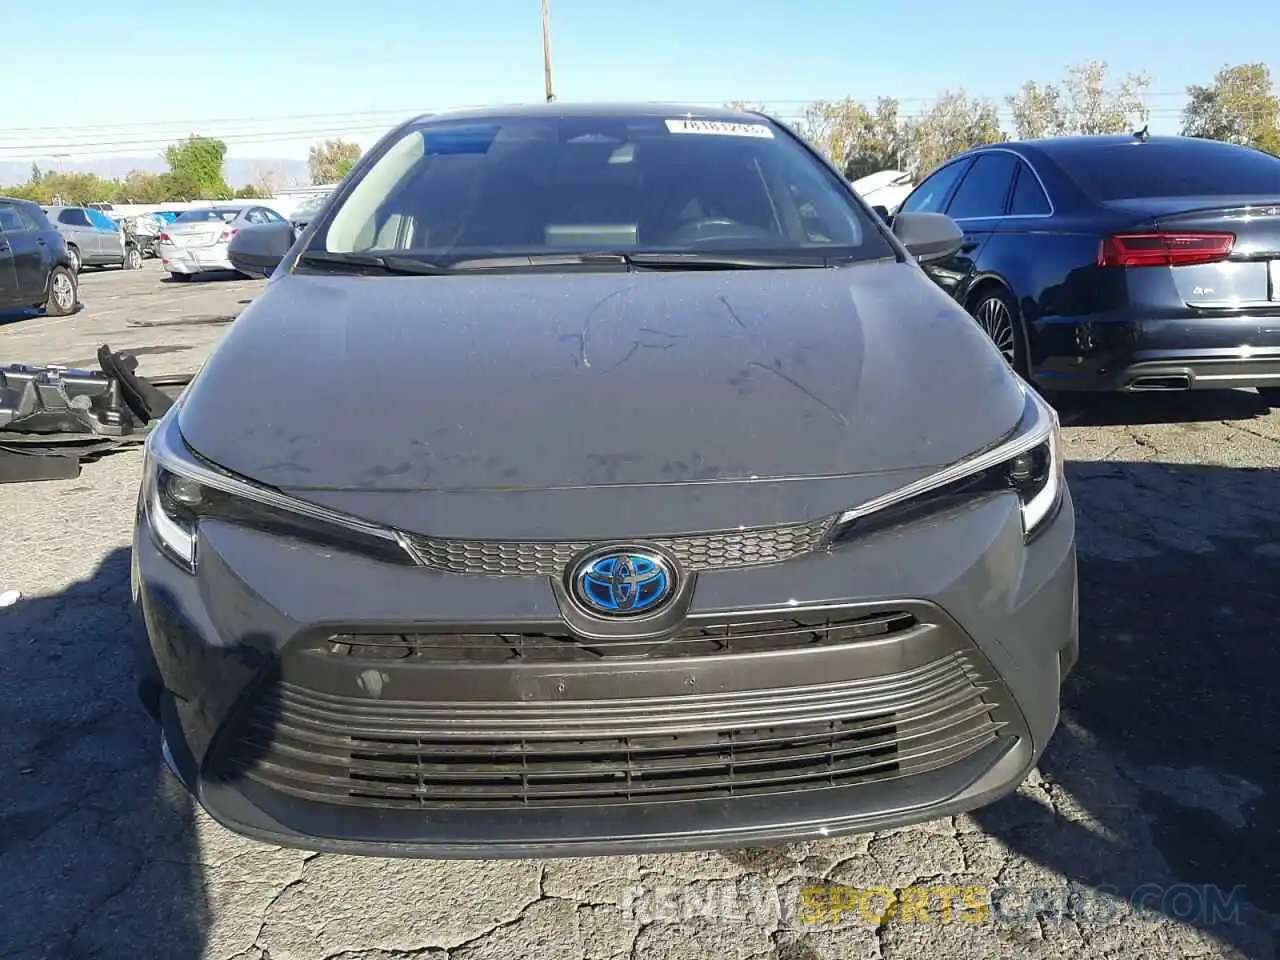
[893,134,1280,403]
[0,196,78,316]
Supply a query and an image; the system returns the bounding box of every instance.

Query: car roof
[404,101,771,126]
[957,133,1262,165]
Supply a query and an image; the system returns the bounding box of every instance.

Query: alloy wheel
[975,297,1017,366]
[51,273,74,312]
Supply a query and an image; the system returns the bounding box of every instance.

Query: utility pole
[541,0,555,102]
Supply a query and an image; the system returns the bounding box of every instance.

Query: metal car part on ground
[0,345,189,483]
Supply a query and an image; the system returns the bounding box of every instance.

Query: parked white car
[158,205,292,280]
[850,169,915,215]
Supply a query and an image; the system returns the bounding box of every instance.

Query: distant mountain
[0,156,311,189]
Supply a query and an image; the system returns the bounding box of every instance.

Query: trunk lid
[1104,196,1280,308]
[164,214,236,248]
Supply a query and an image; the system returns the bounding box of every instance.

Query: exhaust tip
[1129,375,1192,391]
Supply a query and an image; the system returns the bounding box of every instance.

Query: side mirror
[871,204,891,223]
[227,222,297,278]
[891,211,963,263]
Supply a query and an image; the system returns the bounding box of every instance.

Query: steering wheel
[669,217,777,246]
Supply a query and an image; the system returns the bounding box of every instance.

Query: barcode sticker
[665,119,774,139]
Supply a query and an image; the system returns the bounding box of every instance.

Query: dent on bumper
[136,487,1077,857]
[160,244,233,274]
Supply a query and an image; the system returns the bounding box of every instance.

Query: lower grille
[215,652,1008,810]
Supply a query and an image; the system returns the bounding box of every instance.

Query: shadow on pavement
[0,302,84,327]
[0,547,209,958]
[973,459,1280,959]
[1055,389,1273,426]
[160,271,246,284]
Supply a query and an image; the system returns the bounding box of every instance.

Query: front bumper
[134,474,1078,859]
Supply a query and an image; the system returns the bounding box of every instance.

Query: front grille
[215,652,1007,810]
[321,609,920,663]
[402,517,833,576]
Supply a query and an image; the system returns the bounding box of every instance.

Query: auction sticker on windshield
[665,119,775,138]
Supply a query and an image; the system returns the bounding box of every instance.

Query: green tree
[308,138,362,184]
[796,97,904,177]
[1182,63,1280,155]
[160,169,205,202]
[29,161,42,184]
[118,170,171,203]
[1007,60,1150,138]
[903,90,1004,177]
[163,135,232,198]
[11,171,119,205]
[1006,81,1066,139]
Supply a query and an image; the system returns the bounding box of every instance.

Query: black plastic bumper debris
[0,345,190,484]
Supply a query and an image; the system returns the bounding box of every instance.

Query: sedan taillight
[219,227,239,242]
[1098,232,1235,268]
[159,232,170,243]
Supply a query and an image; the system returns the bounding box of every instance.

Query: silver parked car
[43,205,141,273]
[158,205,292,280]
[288,192,333,232]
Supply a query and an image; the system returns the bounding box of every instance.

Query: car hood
[177,262,1025,537]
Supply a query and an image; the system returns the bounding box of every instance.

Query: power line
[2,100,1271,160]
[0,91,1213,138]
[0,106,441,137]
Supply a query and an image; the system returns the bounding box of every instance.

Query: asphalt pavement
[1,262,1277,959]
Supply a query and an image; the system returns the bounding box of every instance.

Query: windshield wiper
[296,251,454,275]
[587,252,831,270]
[447,254,625,271]
[445,251,833,272]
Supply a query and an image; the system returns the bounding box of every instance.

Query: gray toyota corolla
[132,103,1077,859]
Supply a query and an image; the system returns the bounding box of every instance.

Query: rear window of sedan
[173,209,240,224]
[316,113,893,264]
[1054,140,1280,200]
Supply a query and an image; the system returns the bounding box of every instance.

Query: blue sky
[1,0,1276,161]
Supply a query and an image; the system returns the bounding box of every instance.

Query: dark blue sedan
[894,133,1280,403]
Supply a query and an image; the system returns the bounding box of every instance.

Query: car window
[59,208,92,227]
[946,153,1019,219]
[314,114,893,264]
[87,209,117,231]
[173,209,241,224]
[245,208,268,224]
[1051,139,1280,201]
[293,195,328,219]
[263,208,287,223]
[898,160,972,215]
[1009,162,1052,215]
[0,204,26,231]
[899,162,969,214]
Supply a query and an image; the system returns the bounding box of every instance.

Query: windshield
[173,209,239,224]
[293,194,330,218]
[1055,140,1280,201]
[309,114,892,265]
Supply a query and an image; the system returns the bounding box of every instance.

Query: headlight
[140,416,417,572]
[834,386,1064,543]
